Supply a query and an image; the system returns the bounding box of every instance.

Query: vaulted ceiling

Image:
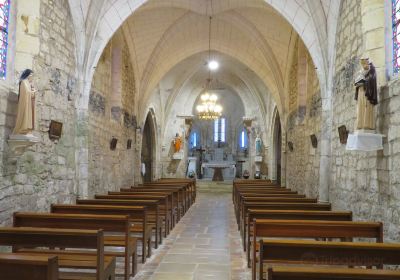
[68,0,341,118]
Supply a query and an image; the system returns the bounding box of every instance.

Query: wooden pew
[244,209,353,252]
[267,266,400,280]
[238,197,318,233]
[156,178,196,202]
[234,190,299,225]
[51,204,151,263]
[0,227,115,280]
[77,199,163,246]
[234,190,300,213]
[105,192,174,233]
[259,239,400,280]
[144,181,194,209]
[233,186,288,204]
[139,184,190,215]
[251,219,384,280]
[0,253,59,280]
[121,187,183,220]
[113,189,178,228]
[241,202,332,235]
[93,195,169,241]
[13,213,134,280]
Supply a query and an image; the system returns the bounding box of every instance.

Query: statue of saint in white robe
[13,79,36,135]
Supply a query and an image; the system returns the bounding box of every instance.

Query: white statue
[255,134,262,156]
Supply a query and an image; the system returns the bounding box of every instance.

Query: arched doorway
[273,111,282,184]
[141,113,156,182]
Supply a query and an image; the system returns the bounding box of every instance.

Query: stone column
[110,33,123,121]
[361,0,386,86]
[75,107,89,198]
[318,94,332,202]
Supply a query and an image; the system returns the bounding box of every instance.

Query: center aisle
[132,181,250,280]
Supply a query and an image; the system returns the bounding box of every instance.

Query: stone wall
[286,39,322,198]
[0,0,77,225]
[329,0,399,242]
[88,32,137,195]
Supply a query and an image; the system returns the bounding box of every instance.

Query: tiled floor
[131,181,250,280]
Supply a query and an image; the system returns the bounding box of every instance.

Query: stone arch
[141,108,158,182]
[269,106,283,184]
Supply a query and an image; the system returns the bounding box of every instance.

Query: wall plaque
[110,137,118,150]
[310,134,318,148]
[49,120,63,140]
[338,125,349,144]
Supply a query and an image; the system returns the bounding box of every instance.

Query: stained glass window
[0,0,10,79]
[214,118,226,143]
[392,0,400,73]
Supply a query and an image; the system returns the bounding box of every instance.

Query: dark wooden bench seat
[138,184,190,215]
[258,239,400,279]
[143,181,194,210]
[51,204,151,263]
[153,178,196,202]
[108,191,176,230]
[234,190,300,225]
[0,227,115,280]
[251,219,384,279]
[238,197,319,232]
[13,213,135,280]
[92,196,168,242]
[233,189,297,218]
[119,188,182,223]
[267,266,400,280]
[243,209,353,252]
[77,199,163,246]
[0,253,59,280]
[241,202,332,235]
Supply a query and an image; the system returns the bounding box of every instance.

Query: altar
[201,162,236,181]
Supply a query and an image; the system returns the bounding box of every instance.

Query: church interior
[0,0,400,279]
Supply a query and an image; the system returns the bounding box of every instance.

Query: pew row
[244,209,353,252]
[251,219,384,280]
[13,212,135,280]
[267,266,400,280]
[0,253,59,280]
[259,239,400,280]
[51,204,151,263]
[0,227,115,280]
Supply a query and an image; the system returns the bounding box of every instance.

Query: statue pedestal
[346,131,383,151]
[254,156,263,163]
[172,151,184,160]
[8,134,40,155]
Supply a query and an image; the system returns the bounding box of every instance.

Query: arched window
[392,0,400,73]
[240,130,248,148]
[191,132,198,148]
[0,0,10,79]
[214,118,226,142]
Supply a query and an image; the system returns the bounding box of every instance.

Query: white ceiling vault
[68,0,341,121]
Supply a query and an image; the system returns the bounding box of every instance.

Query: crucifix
[196,146,206,179]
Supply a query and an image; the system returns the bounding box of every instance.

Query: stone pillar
[15,0,40,72]
[110,33,123,121]
[75,107,89,198]
[361,0,386,86]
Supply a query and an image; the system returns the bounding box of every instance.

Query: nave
[132,181,249,280]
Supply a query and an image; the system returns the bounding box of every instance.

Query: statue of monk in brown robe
[13,69,37,136]
[354,58,378,130]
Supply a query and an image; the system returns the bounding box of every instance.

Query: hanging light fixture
[196,2,222,121]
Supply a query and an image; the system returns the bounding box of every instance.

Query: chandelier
[196,1,222,120]
[196,89,223,120]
